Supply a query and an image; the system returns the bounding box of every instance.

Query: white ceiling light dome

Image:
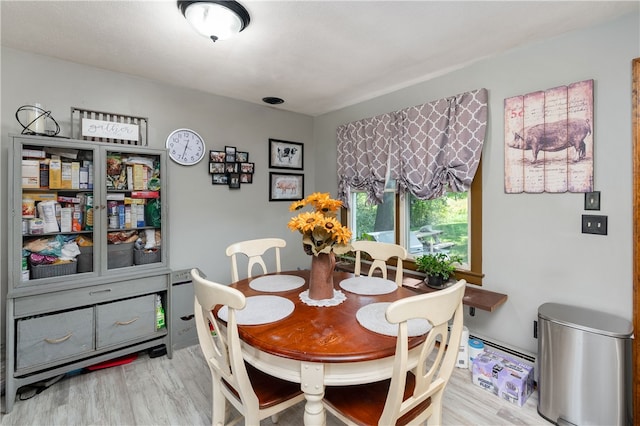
[178,1,250,42]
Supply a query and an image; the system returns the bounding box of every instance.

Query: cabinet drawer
[17,308,94,370]
[14,273,169,317]
[96,294,156,348]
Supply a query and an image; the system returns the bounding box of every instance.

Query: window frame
[343,159,483,285]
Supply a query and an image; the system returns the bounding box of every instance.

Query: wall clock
[165,128,206,166]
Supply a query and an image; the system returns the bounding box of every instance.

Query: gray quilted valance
[337,88,488,207]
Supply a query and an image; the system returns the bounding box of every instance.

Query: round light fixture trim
[262,97,285,105]
[178,1,250,42]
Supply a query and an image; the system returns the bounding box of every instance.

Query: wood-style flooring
[1,345,550,425]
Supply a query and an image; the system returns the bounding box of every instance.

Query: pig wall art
[504,79,594,194]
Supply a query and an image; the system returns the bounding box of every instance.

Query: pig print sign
[504,80,594,193]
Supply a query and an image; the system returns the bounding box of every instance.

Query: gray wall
[2,11,638,356]
[0,48,315,292]
[314,13,639,353]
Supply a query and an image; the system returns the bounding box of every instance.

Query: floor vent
[469,334,536,364]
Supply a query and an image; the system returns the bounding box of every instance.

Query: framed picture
[269,139,303,170]
[585,191,601,210]
[210,162,225,174]
[212,173,228,185]
[269,172,304,201]
[240,173,253,184]
[210,150,225,162]
[236,151,249,162]
[240,162,254,173]
[225,146,236,162]
[225,162,239,173]
[228,173,241,189]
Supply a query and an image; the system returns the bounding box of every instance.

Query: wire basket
[30,261,78,279]
[134,248,161,265]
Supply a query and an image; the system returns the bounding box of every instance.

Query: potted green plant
[415,252,463,289]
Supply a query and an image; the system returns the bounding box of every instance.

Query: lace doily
[299,289,346,307]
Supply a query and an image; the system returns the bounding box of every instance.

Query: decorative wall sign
[269,172,304,201]
[504,79,594,193]
[71,107,148,145]
[269,139,303,170]
[209,147,253,188]
[83,118,139,141]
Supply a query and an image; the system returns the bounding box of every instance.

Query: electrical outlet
[582,214,607,235]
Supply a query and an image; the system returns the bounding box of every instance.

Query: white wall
[2,12,638,356]
[314,13,639,353]
[0,48,316,295]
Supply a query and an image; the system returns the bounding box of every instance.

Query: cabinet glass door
[17,140,97,287]
[103,148,164,271]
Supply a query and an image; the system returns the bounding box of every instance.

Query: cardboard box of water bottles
[471,348,534,406]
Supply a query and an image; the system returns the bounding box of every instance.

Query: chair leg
[426,392,443,426]
[211,379,227,426]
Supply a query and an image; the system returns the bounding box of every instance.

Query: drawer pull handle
[180,314,195,321]
[90,289,112,295]
[115,317,139,326]
[44,333,73,344]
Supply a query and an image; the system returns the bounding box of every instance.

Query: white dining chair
[322,279,467,426]
[225,237,286,282]
[191,269,304,426]
[351,240,408,287]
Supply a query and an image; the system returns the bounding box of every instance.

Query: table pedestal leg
[301,362,326,426]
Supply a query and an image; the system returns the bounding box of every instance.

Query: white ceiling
[1,1,638,116]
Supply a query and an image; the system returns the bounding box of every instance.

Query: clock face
[166,128,206,166]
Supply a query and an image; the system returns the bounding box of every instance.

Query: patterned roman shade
[337,88,488,207]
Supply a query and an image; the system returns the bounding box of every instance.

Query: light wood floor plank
[1,345,549,425]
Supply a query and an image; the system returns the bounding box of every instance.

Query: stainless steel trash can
[537,303,633,426]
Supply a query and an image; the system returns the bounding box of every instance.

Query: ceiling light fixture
[262,97,285,105]
[178,1,250,42]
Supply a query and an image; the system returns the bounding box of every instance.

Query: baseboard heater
[468,333,536,365]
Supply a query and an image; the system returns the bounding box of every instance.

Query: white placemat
[299,289,347,307]
[339,276,397,295]
[249,275,305,292]
[217,295,294,325]
[356,302,432,337]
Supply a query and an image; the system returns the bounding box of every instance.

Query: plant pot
[425,275,447,289]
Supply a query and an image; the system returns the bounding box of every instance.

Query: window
[346,162,483,285]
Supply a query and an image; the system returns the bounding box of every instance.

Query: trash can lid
[538,303,633,338]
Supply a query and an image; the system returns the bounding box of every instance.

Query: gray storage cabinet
[537,303,633,426]
[171,269,199,350]
[5,135,172,414]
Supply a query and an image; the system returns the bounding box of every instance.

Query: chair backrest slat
[351,240,408,287]
[225,238,286,282]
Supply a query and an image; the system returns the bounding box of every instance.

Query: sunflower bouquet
[288,192,352,256]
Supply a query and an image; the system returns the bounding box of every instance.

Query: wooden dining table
[225,269,427,426]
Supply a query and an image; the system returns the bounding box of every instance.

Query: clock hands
[181,139,190,160]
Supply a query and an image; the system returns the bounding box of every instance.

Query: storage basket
[77,246,93,273]
[134,247,161,265]
[108,242,134,269]
[30,260,78,279]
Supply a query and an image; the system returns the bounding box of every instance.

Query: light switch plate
[582,214,608,235]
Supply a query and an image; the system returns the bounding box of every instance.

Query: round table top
[227,270,425,363]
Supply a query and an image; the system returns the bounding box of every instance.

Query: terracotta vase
[308,251,336,300]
